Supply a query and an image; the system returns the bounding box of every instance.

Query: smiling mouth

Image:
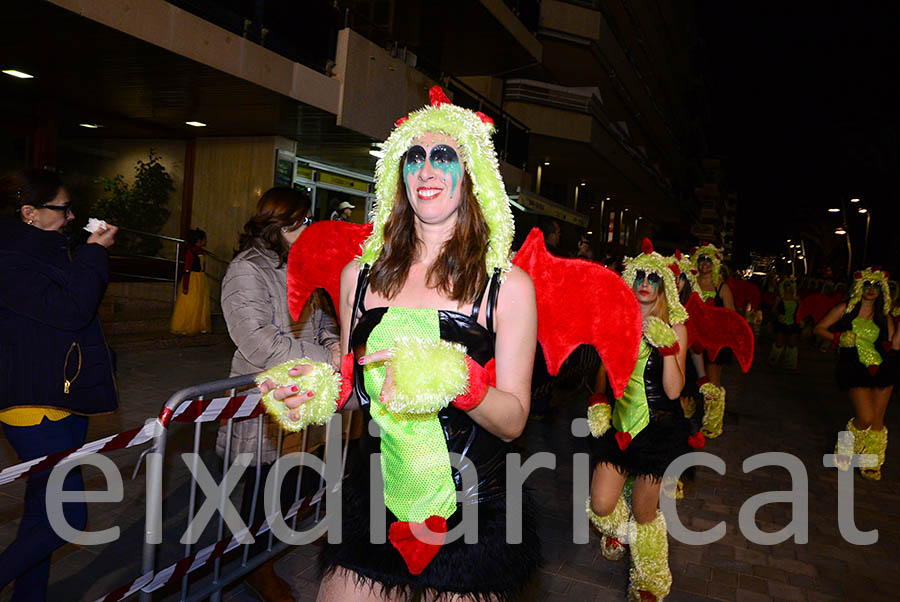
[416,187,442,200]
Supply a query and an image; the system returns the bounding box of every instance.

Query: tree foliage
[92,150,174,256]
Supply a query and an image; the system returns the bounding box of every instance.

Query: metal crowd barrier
[0,374,354,602]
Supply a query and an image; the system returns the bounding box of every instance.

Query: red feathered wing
[287,221,373,321]
[685,292,755,373]
[796,292,844,326]
[726,277,761,312]
[513,228,641,399]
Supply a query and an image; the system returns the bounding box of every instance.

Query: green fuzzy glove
[838,331,857,347]
[386,337,469,414]
[643,316,680,355]
[255,359,342,432]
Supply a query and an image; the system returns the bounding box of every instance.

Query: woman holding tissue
[0,168,118,601]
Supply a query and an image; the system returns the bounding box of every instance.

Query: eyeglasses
[37,203,73,215]
[862,281,876,290]
[634,270,662,288]
[282,215,314,233]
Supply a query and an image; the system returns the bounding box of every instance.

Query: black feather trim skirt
[319,467,541,601]
[836,347,896,390]
[590,415,691,480]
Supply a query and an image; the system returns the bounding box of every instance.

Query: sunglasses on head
[634,270,662,288]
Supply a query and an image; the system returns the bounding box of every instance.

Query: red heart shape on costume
[388,516,447,575]
[868,364,879,377]
[615,431,632,450]
[688,432,706,449]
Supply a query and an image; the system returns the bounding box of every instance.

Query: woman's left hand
[357,348,396,407]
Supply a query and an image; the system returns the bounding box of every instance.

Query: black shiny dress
[319,268,540,600]
[591,341,690,479]
[833,313,895,390]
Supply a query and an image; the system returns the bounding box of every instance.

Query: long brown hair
[369,165,489,303]
[237,187,310,266]
[649,286,671,324]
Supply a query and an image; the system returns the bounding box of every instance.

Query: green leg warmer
[861,426,887,481]
[628,511,672,601]
[700,385,725,439]
[834,418,868,471]
[587,495,630,561]
[768,343,784,366]
[782,345,798,370]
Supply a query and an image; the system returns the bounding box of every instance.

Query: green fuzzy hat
[690,242,724,289]
[846,267,892,315]
[622,238,688,325]
[358,86,514,277]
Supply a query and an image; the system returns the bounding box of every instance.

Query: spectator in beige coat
[217,186,339,601]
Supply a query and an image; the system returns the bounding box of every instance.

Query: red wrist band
[696,376,710,387]
[336,352,355,411]
[452,356,492,411]
[658,341,680,356]
[832,331,841,348]
[588,392,609,406]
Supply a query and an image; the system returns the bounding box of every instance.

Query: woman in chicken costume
[257,87,642,601]
[687,243,734,438]
[814,267,895,480]
[587,239,688,602]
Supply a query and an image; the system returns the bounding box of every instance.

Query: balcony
[503,79,672,211]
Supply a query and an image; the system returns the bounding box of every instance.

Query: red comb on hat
[429,86,451,107]
[641,238,653,254]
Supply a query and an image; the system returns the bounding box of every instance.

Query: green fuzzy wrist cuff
[388,337,469,414]
[588,402,612,437]
[255,359,341,432]
[644,316,678,349]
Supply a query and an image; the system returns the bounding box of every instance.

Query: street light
[835,227,847,235]
[828,208,841,213]
[859,207,871,265]
[850,198,860,203]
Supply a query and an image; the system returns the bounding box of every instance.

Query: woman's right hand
[87,224,119,248]
[258,363,316,421]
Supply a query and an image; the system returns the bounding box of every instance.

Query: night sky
[697,2,900,272]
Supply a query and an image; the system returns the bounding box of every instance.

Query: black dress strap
[349,265,370,338]
[470,276,491,321]
[485,269,502,337]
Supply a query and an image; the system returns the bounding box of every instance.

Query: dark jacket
[0,218,118,414]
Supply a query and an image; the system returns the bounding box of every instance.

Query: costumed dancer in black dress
[258,87,541,601]
[768,276,800,370]
[587,239,688,602]
[814,268,895,480]
[688,243,733,438]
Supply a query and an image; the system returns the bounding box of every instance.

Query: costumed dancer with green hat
[587,239,688,602]
[814,267,896,480]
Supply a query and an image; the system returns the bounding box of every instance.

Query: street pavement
[0,337,898,601]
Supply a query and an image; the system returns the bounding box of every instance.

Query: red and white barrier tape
[94,485,328,602]
[0,393,262,486]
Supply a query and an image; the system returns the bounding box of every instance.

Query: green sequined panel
[363,307,457,523]
[778,300,798,325]
[613,340,651,437]
[851,317,882,366]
